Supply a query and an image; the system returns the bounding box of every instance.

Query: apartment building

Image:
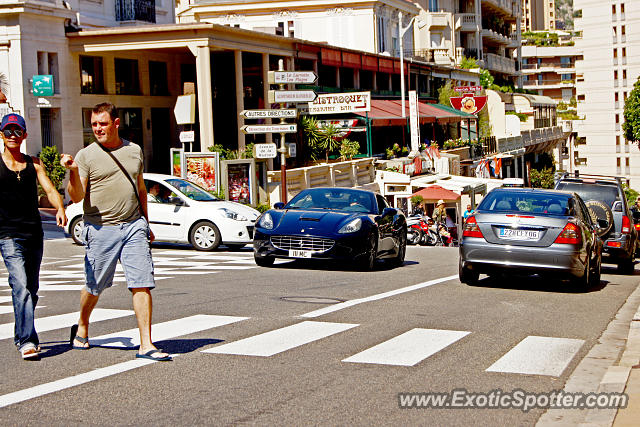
[521,44,579,101]
[521,0,555,32]
[573,0,640,187]
[410,0,521,86]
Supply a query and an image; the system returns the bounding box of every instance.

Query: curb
[536,283,640,427]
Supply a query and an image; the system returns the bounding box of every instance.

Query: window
[149,61,168,96]
[624,92,628,100]
[538,74,543,82]
[561,74,572,80]
[560,57,571,67]
[276,22,284,36]
[429,0,438,12]
[622,26,626,35]
[615,93,619,101]
[578,94,585,101]
[623,69,627,79]
[617,158,621,167]
[114,58,140,95]
[614,70,618,80]
[626,158,630,167]
[616,114,620,123]
[614,49,618,58]
[82,108,95,147]
[612,5,616,14]
[616,135,620,145]
[622,47,626,57]
[377,16,386,53]
[80,56,104,94]
[288,20,294,38]
[621,3,625,13]
[37,51,60,94]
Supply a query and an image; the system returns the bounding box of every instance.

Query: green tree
[317,124,342,163]
[529,168,555,188]
[479,69,494,88]
[623,77,640,144]
[437,81,460,106]
[39,146,66,193]
[300,116,324,161]
[623,183,639,206]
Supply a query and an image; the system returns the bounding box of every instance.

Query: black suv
[555,173,637,273]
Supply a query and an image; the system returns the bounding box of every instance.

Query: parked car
[554,173,637,273]
[459,187,603,290]
[65,173,260,251]
[253,187,407,270]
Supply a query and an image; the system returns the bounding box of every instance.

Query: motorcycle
[406,215,429,245]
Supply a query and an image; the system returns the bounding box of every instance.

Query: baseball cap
[1,113,26,131]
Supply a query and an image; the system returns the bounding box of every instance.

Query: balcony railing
[116,0,156,23]
[484,52,516,74]
[427,12,449,29]
[455,13,478,31]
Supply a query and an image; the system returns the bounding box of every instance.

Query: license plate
[499,228,540,240]
[289,250,312,258]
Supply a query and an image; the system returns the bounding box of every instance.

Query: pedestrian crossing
[0,308,587,408]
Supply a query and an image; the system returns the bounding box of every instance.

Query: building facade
[521,0,555,32]
[521,44,578,101]
[573,0,640,187]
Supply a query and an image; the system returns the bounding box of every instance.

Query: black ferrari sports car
[253,187,407,270]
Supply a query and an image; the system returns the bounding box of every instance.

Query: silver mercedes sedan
[459,188,603,290]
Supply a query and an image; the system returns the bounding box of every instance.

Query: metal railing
[116,0,156,23]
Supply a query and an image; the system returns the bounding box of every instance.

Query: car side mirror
[170,197,185,206]
[273,202,285,209]
[382,207,397,217]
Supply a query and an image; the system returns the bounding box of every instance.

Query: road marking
[0,305,46,315]
[300,275,458,318]
[90,315,249,347]
[0,309,133,340]
[0,296,11,303]
[0,314,249,408]
[202,321,358,357]
[486,336,584,376]
[342,328,470,366]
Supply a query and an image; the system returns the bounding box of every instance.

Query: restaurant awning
[412,185,461,203]
[353,100,462,126]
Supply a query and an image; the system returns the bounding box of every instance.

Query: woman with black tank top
[0,113,67,360]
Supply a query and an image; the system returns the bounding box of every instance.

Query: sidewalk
[611,303,640,427]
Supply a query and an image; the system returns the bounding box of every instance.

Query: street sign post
[267,71,318,84]
[408,91,420,154]
[240,109,297,119]
[253,143,278,159]
[268,90,317,103]
[179,131,195,143]
[240,124,297,134]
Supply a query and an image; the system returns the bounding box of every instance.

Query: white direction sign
[308,91,371,115]
[268,90,317,103]
[408,91,420,153]
[253,143,278,159]
[240,124,297,134]
[240,109,297,119]
[268,71,318,84]
[179,131,195,143]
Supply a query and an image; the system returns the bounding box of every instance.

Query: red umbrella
[412,185,461,203]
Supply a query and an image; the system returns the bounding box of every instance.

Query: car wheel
[390,228,407,267]
[189,221,221,251]
[459,260,479,286]
[254,254,274,267]
[358,231,377,271]
[572,257,590,292]
[70,216,84,246]
[407,228,422,245]
[225,244,246,251]
[589,252,601,287]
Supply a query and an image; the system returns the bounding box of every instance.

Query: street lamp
[398,12,424,118]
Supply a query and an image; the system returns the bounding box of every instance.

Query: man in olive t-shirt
[61,102,171,361]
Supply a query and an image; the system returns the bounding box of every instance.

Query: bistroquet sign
[309,91,371,115]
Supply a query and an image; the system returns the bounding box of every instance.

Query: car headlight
[338,218,362,234]
[258,212,274,230]
[217,208,247,221]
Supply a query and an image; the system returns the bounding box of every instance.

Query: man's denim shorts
[83,216,155,296]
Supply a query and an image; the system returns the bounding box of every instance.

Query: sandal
[70,324,90,350]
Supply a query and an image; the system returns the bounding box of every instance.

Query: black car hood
[274,209,360,234]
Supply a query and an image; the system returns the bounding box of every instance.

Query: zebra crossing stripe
[485,336,584,376]
[0,309,134,340]
[202,321,359,357]
[342,328,470,366]
[300,275,458,318]
[89,315,249,348]
[0,296,11,303]
[0,306,46,315]
[0,314,249,408]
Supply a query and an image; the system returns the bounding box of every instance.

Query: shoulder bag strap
[97,143,145,217]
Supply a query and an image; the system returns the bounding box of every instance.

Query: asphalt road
[0,230,638,426]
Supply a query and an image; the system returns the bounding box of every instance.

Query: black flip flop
[136,350,172,361]
[70,324,90,350]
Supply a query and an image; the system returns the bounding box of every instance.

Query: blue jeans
[0,236,43,349]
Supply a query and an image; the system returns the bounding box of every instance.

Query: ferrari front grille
[270,235,335,252]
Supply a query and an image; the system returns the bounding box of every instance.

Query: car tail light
[554,222,582,245]
[622,215,631,234]
[634,223,640,231]
[607,241,622,248]
[463,216,483,238]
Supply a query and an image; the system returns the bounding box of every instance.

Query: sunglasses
[2,129,24,138]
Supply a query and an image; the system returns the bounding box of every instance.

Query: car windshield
[555,182,620,208]
[478,191,573,216]
[165,178,219,202]
[286,188,376,213]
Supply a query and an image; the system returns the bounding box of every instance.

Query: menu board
[227,163,251,204]
[170,148,184,177]
[183,152,219,193]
